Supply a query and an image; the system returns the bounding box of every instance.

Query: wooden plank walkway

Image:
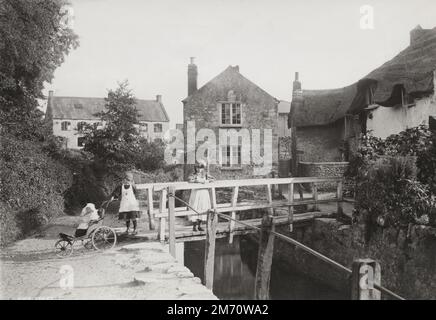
[115,211,333,243]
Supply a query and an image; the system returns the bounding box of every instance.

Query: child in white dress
[111,172,140,235]
[75,203,100,237]
[188,160,215,231]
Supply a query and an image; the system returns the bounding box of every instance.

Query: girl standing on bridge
[187,160,215,231]
[111,172,141,235]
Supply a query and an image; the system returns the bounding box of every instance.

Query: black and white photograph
[1,0,436,305]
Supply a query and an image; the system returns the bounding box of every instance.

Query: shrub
[355,156,435,229]
[0,135,72,245]
[348,126,436,195]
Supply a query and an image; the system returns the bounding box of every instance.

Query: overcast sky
[47,0,436,126]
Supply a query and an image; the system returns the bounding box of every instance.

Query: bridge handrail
[136,176,343,191]
[167,192,405,301]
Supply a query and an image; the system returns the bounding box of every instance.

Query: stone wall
[299,161,349,190]
[262,218,436,299]
[297,122,344,162]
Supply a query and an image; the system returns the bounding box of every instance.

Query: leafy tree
[83,81,140,169]
[0,0,79,140]
[83,81,167,173]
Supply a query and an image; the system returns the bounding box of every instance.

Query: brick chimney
[188,57,198,96]
[45,90,54,120]
[289,72,303,129]
[156,94,162,103]
[292,72,301,92]
[410,25,427,45]
[292,72,302,98]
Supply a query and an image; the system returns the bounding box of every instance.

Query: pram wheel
[55,239,73,258]
[92,226,117,251]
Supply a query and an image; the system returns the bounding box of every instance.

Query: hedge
[0,134,72,246]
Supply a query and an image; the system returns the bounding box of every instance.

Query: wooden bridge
[136,176,345,242]
[135,177,404,300]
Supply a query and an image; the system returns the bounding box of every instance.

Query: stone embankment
[1,220,217,300]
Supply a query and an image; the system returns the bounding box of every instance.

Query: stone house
[290,73,357,163]
[182,58,279,179]
[45,92,170,149]
[290,25,436,164]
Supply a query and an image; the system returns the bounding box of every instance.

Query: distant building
[290,25,436,162]
[45,92,170,149]
[182,58,279,179]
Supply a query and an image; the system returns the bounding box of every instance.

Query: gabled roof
[182,65,277,103]
[48,96,169,122]
[293,84,357,127]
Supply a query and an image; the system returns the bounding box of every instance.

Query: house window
[154,123,162,133]
[221,145,242,167]
[221,103,241,125]
[77,121,87,132]
[61,121,71,131]
[139,123,148,132]
[77,137,85,147]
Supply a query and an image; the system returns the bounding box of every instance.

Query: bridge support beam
[204,208,218,290]
[254,214,275,300]
[168,186,176,258]
[351,258,381,300]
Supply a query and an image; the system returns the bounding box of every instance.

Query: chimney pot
[295,72,299,81]
[156,95,162,103]
[190,57,195,65]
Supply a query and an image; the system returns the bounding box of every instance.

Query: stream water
[184,235,349,300]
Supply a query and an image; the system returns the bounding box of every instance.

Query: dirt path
[0,215,216,300]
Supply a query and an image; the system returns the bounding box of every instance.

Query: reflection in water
[184,235,348,300]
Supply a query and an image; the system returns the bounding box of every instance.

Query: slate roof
[48,96,169,122]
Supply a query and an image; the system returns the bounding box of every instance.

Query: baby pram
[55,200,117,257]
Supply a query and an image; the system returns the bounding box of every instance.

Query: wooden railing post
[204,207,218,290]
[158,188,167,242]
[337,180,344,216]
[147,187,155,230]
[254,213,275,300]
[288,183,294,232]
[313,183,319,211]
[229,186,239,244]
[351,259,381,300]
[168,186,176,258]
[266,184,274,216]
